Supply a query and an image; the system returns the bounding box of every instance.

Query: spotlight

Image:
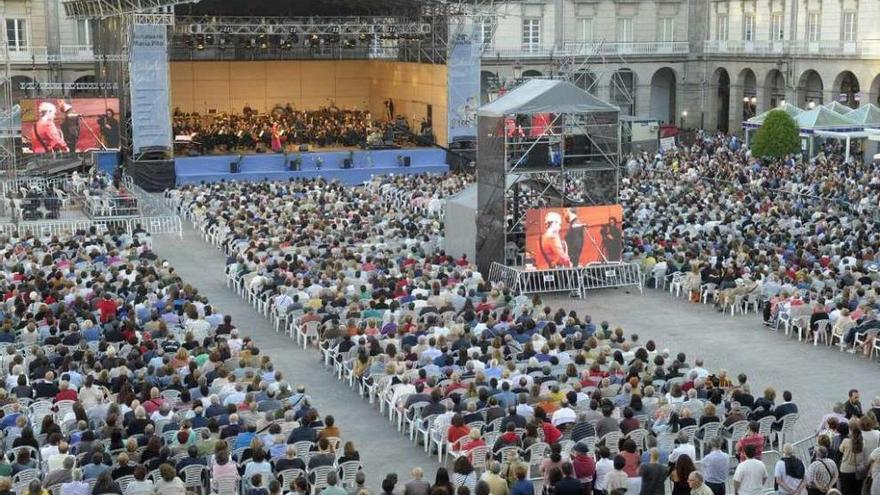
[343,38,356,49]
[808,100,816,109]
[308,34,320,47]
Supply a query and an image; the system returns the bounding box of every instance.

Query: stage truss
[476,107,621,273]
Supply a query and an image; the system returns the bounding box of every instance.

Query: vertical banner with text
[447,22,481,142]
[130,23,172,155]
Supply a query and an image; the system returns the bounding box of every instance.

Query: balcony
[6,45,99,64]
[703,40,784,56]
[485,41,690,59]
[705,39,880,58]
[55,44,97,62]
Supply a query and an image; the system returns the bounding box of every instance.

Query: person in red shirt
[735,421,765,461]
[570,443,596,485]
[447,414,471,446]
[34,102,68,152]
[54,381,78,403]
[97,293,117,323]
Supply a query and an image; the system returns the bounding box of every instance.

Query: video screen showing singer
[526,205,624,269]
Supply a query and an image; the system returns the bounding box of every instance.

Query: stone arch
[764,69,786,109]
[610,69,636,116]
[832,71,861,109]
[710,68,731,132]
[797,69,824,108]
[649,67,677,124]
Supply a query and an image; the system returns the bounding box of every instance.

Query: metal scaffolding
[0,43,21,175]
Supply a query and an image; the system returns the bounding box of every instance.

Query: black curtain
[128,159,176,192]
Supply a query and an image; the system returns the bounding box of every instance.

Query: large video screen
[524,205,623,269]
[21,98,120,153]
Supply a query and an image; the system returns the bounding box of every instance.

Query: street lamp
[680,110,688,129]
[808,100,816,109]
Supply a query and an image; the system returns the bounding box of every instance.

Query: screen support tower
[0,44,19,177]
[475,79,620,274]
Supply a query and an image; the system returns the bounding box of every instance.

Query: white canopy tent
[478,78,620,117]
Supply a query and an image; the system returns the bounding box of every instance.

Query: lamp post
[680,110,688,129]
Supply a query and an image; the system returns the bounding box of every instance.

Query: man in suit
[403,467,431,495]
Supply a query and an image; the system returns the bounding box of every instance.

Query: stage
[174,148,449,186]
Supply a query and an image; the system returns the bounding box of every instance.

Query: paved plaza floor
[153,225,879,487]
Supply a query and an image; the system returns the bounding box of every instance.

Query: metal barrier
[582,262,644,293]
[0,214,183,239]
[487,261,643,297]
[142,215,183,237]
[488,262,522,293]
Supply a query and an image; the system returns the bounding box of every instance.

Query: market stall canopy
[794,106,860,130]
[478,78,619,117]
[846,104,880,127]
[745,102,803,126]
[823,101,855,115]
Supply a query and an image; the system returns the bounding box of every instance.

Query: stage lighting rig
[63,0,198,19]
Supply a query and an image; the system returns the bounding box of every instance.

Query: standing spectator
[510,465,534,495]
[670,455,696,495]
[839,427,866,495]
[734,445,768,495]
[639,448,667,495]
[775,444,806,495]
[805,447,838,495]
[701,439,730,495]
[688,472,715,495]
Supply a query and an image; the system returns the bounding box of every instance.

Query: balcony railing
[705,39,880,57]
[485,41,690,59]
[6,45,100,64]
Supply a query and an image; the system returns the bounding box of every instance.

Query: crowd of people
[171,105,430,155]
[620,133,880,356]
[167,158,880,495]
[0,224,368,495]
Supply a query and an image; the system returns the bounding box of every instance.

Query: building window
[617,18,633,42]
[5,18,27,50]
[479,18,493,46]
[716,14,728,41]
[743,13,755,41]
[771,13,784,40]
[807,12,821,41]
[658,17,674,42]
[578,17,594,42]
[76,19,91,46]
[522,18,540,51]
[842,11,856,41]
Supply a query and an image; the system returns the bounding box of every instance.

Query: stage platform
[174,148,448,186]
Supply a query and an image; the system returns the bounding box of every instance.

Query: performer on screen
[59,101,81,153]
[538,211,572,268]
[601,217,623,261]
[99,109,120,148]
[34,102,68,153]
[564,208,586,267]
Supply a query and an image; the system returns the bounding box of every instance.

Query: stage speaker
[525,143,550,168]
[299,144,310,152]
[398,156,411,167]
[343,158,352,169]
[230,156,242,173]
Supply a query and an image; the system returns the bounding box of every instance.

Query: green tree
[750,110,801,158]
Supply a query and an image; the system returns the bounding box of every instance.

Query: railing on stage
[488,261,643,297]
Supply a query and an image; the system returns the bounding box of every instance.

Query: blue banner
[130,23,172,154]
[448,24,481,141]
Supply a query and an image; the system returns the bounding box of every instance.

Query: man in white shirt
[551,401,577,428]
[669,430,697,463]
[733,444,767,495]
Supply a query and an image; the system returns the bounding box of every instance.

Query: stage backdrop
[170,60,448,145]
[524,205,623,269]
[21,98,120,153]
